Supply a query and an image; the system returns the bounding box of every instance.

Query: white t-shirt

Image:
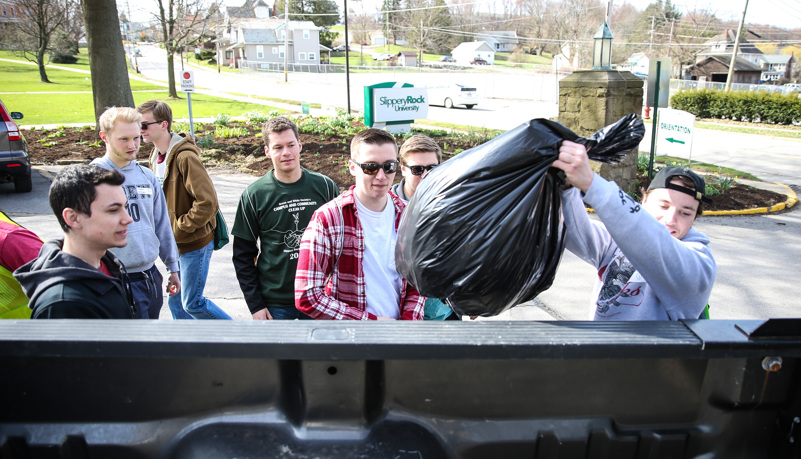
[154,159,167,186]
[354,196,402,319]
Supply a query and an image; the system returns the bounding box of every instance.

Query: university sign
[364,82,429,133]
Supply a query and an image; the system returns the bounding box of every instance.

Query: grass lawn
[184,55,240,74]
[493,51,553,67]
[5,91,287,126]
[0,55,163,92]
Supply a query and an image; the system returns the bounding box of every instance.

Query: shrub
[214,126,249,138]
[196,135,215,148]
[50,52,78,64]
[172,122,191,133]
[245,110,270,124]
[213,113,231,126]
[670,89,801,125]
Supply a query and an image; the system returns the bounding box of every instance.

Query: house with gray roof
[685,55,762,84]
[696,29,764,65]
[451,41,494,65]
[758,54,794,83]
[475,31,519,53]
[219,19,323,68]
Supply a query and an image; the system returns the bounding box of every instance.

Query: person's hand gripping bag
[395,114,645,317]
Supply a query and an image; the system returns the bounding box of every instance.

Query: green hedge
[670,89,801,125]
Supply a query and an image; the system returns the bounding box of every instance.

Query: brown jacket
[150,133,218,254]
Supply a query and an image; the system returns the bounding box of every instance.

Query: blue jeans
[129,264,163,319]
[168,240,232,320]
[267,306,314,320]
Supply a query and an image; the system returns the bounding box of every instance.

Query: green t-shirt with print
[232,168,339,308]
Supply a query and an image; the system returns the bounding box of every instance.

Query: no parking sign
[181,70,195,93]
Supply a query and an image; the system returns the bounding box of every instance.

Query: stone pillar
[558,70,644,193]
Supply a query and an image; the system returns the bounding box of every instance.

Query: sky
[621,0,801,30]
[125,0,800,32]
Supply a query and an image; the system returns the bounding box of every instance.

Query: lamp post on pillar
[558,20,645,194]
[592,22,613,70]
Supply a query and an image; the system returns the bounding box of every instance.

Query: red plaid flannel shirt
[295,186,424,320]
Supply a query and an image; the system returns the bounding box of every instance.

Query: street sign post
[646,58,671,179]
[180,70,195,137]
[656,108,696,162]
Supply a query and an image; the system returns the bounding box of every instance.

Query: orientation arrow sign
[666,137,685,144]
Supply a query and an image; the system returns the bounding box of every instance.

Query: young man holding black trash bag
[295,128,425,320]
[390,135,459,321]
[552,140,716,320]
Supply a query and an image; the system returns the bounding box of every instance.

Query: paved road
[2,166,798,321]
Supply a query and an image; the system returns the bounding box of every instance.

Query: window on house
[257,45,264,59]
[299,52,307,60]
[304,29,309,39]
[309,52,316,61]
[2,5,7,16]
[225,51,232,59]
[273,47,277,54]
[279,46,285,58]
[495,43,500,49]
[280,30,285,40]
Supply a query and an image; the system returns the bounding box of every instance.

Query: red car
[470,58,488,65]
[0,99,31,192]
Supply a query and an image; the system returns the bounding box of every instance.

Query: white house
[758,54,794,82]
[220,19,322,68]
[451,41,495,65]
[626,52,652,77]
[370,31,386,46]
[397,51,417,67]
[475,31,519,53]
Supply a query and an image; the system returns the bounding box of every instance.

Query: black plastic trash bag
[395,114,644,317]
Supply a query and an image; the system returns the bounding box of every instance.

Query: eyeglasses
[141,121,162,131]
[405,164,438,176]
[351,160,399,175]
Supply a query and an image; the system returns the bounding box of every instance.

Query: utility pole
[344,0,351,113]
[124,0,139,73]
[725,0,749,92]
[284,0,289,82]
[649,16,655,53]
[667,19,674,77]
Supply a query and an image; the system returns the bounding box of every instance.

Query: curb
[586,182,798,216]
[702,182,798,216]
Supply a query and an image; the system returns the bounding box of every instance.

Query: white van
[427,84,478,109]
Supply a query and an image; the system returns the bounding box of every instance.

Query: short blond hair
[98,106,141,134]
[399,134,442,164]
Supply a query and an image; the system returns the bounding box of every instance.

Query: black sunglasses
[352,160,399,175]
[141,120,162,131]
[406,164,438,176]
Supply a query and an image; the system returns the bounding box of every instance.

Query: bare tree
[6,0,67,83]
[400,0,452,58]
[152,0,220,99]
[549,0,605,68]
[81,0,135,125]
[517,0,549,55]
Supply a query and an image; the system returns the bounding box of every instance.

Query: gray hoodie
[90,157,179,273]
[562,175,716,320]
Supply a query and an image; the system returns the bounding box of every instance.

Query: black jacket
[14,239,136,319]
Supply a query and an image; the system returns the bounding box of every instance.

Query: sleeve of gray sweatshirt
[149,169,180,273]
[562,174,716,319]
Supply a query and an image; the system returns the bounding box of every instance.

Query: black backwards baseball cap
[647,166,712,204]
